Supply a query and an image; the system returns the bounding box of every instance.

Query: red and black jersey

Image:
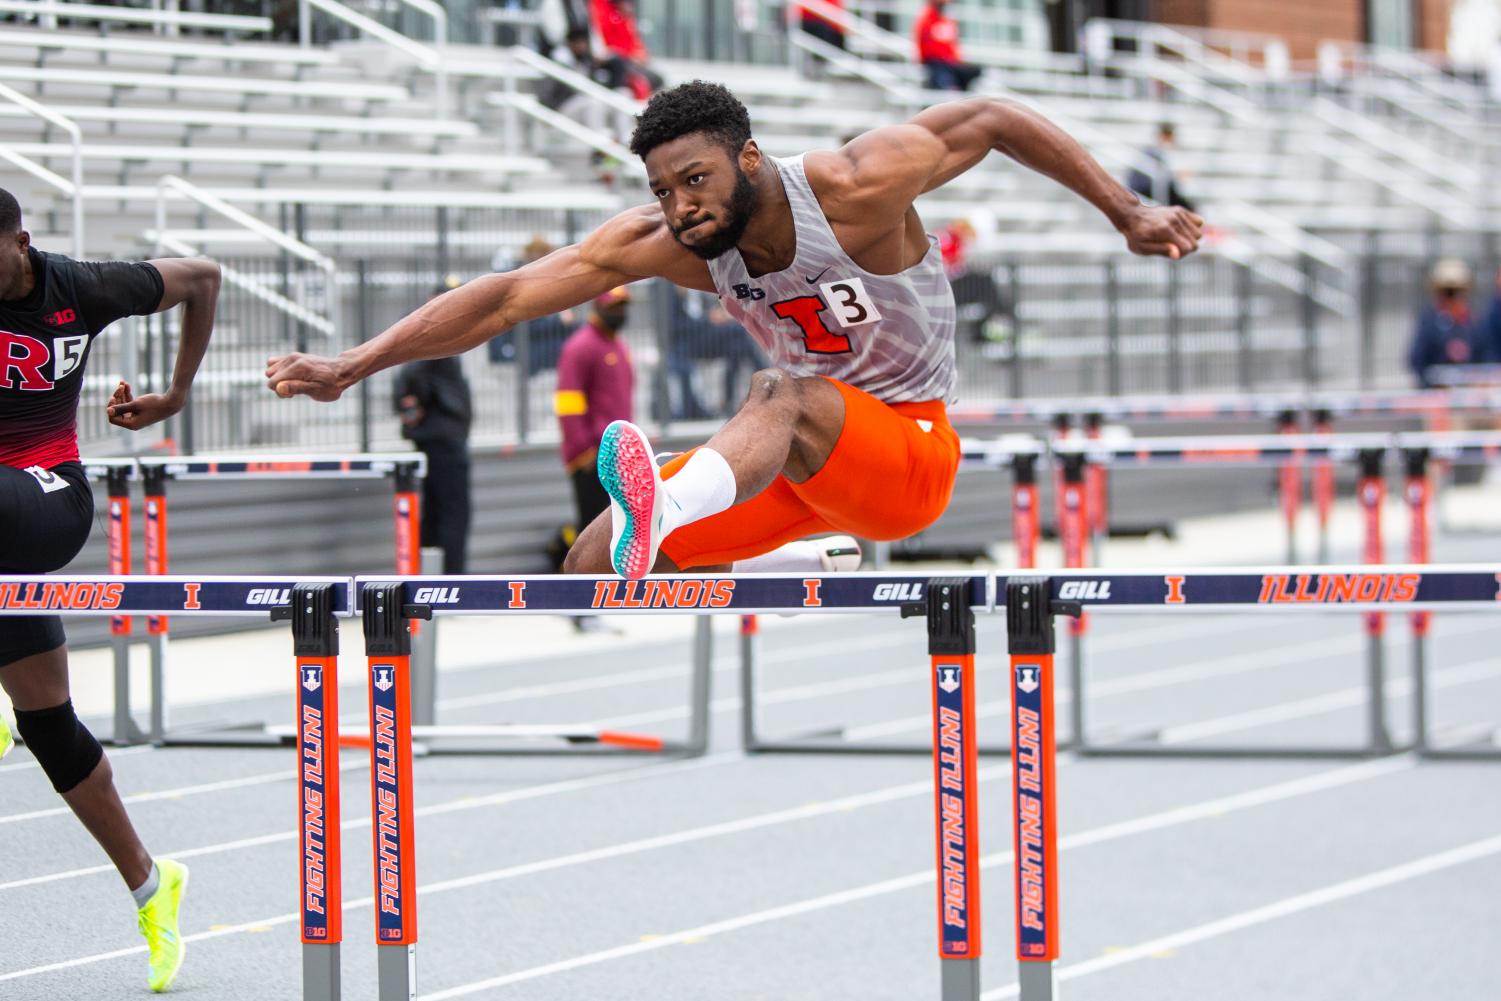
[0,248,163,470]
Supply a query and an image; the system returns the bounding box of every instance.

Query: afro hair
[0,188,20,234]
[629,81,752,160]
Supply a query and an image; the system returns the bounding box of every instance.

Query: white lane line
[0,752,745,895]
[429,616,1242,717]
[0,619,1449,891]
[0,750,1417,986]
[843,616,1499,742]
[0,744,154,776]
[0,757,997,982]
[586,617,1242,731]
[1158,656,1501,744]
[979,832,1501,999]
[413,756,1416,1000]
[0,763,365,826]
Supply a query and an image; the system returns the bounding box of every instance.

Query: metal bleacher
[2,0,1494,459]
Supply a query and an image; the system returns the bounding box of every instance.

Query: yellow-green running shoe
[0,714,11,761]
[137,859,189,992]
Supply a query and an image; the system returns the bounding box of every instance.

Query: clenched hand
[265,353,349,402]
[107,381,182,431]
[1118,205,1203,260]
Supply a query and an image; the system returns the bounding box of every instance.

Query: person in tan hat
[1409,258,1481,388]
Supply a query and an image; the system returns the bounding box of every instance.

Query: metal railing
[147,175,340,453]
[0,80,83,256]
[0,0,271,35]
[298,0,448,119]
[494,45,641,173]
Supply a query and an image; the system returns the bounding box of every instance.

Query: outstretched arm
[107,256,221,431]
[840,97,1202,259]
[267,206,710,402]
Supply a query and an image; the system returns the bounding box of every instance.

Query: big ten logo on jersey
[770,277,882,356]
[0,330,88,390]
[732,283,765,301]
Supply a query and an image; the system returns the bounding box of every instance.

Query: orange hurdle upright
[363,582,420,1001]
[288,584,344,1001]
[1005,577,1063,1000]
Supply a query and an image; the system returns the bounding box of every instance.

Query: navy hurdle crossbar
[950,387,1501,426]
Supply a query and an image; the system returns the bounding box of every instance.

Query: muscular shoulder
[581,204,714,290]
[802,127,944,225]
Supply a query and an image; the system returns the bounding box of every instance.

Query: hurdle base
[377,943,415,1001]
[1076,740,1403,760]
[303,942,340,1001]
[1017,959,1058,1000]
[748,737,1019,756]
[940,957,980,1001]
[409,738,704,758]
[149,720,287,749]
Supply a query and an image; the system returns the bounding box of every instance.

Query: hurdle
[999,566,1501,1000]
[737,440,1040,756]
[1395,432,1501,760]
[0,575,356,999]
[949,386,1501,428]
[336,572,991,1001]
[77,458,144,745]
[113,453,424,748]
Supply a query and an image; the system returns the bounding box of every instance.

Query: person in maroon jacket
[556,286,635,544]
[554,287,634,630]
[0,187,219,992]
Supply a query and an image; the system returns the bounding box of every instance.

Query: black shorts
[0,462,94,668]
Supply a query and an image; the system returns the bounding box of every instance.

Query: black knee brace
[14,699,103,794]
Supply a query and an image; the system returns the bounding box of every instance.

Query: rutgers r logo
[0,330,88,389]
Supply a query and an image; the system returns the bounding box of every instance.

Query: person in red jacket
[589,0,662,97]
[915,0,981,91]
[796,0,846,50]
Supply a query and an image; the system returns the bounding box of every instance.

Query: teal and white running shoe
[598,420,668,580]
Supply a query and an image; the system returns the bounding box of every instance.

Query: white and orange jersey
[705,155,958,404]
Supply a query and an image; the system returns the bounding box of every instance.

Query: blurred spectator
[1410,258,1483,387]
[589,0,662,97]
[660,287,768,420]
[937,218,1015,351]
[914,0,981,92]
[1126,123,1197,213]
[1481,265,1501,363]
[541,26,630,111]
[555,287,634,629]
[937,218,975,278]
[536,0,591,52]
[796,0,846,50]
[395,280,474,574]
[488,236,576,373]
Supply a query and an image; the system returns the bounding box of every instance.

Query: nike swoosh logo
[804,267,831,283]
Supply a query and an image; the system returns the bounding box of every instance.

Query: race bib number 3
[24,466,71,493]
[818,277,883,329]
